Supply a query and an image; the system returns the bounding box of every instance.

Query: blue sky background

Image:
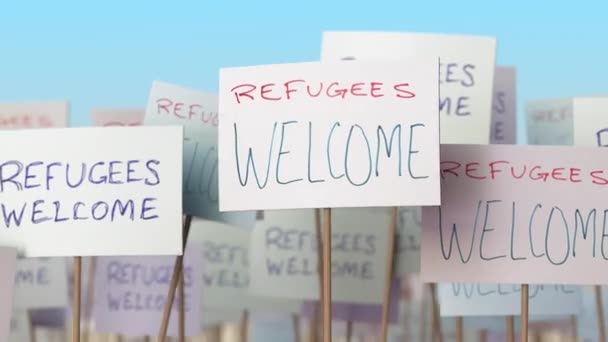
[0,1,606,143]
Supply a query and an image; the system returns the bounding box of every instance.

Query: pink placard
[422,144,608,285]
[0,101,68,129]
[0,247,17,341]
[91,108,144,127]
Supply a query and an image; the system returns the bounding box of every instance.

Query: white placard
[14,257,68,309]
[491,67,517,144]
[0,126,183,257]
[439,283,581,316]
[8,310,31,342]
[395,207,421,275]
[573,97,608,147]
[249,209,390,304]
[526,98,573,145]
[145,81,256,227]
[91,108,144,127]
[321,31,496,144]
[0,101,69,129]
[218,61,440,211]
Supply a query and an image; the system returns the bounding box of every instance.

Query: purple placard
[300,278,400,323]
[93,243,202,337]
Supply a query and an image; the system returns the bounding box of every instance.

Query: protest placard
[491,67,517,144]
[422,144,608,284]
[91,108,144,127]
[8,310,31,342]
[93,243,203,337]
[0,101,68,129]
[14,257,68,309]
[321,31,496,144]
[145,81,256,227]
[0,126,182,257]
[526,98,573,145]
[249,209,389,303]
[439,283,581,316]
[573,97,608,147]
[0,247,18,342]
[218,60,440,211]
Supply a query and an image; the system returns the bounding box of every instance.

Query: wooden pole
[240,310,249,342]
[570,314,577,342]
[507,316,515,342]
[520,284,529,342]
[314,208,323,342]
[292,314,301,342]
[322,208,332,342]
[380,207,398,342]
[82,257,97,342]
[429,283,442,342]
[346,320,353,342]
[73,256,82,342]
[455,317,464,342]
[157,215,193,342]
[596,285,606,342]
[478,329,487,342]
[178,268,185,342]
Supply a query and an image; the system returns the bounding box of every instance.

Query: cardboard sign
[250,209,390,304]
[145,81,256,227]
[395,207,421,274]
[14,257,68,309]
[422,144,608,285]
[218,61,440,211]
[0,101,68,129]
[439,283,581,316]
[91,109,144,127]
[491,67,517,144]
[8,310,31,342]
[300,278,400,323]
[93,243,203,337]
[321,31,496,144]
[526,98,573,145]
[0,126,183,257]
[0,247,18,342]
[573,97,608,147]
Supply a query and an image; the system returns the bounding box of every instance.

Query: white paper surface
[249,208,390,304]
[0,247,17,342]
[14,257,68,309]
[0,126,183,257]
[0,101,69,129]
[491,67,517,144]
[526,98,573,145]
[321,31,496,144]
[439,283,581,316]
[145,81,256,227]
[218,61,440,211]
[573,97,608,147]
[8,310,31,342]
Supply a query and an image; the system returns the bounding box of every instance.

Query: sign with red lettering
[144,81,256,228]
[91,109,144,127]
[321,31,496,144]
[218,61,440,211]
[0,101,68,129]
[526,98,573,145]
[422,144,608,285]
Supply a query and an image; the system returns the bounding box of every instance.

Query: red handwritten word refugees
[155,98,218,127]
[0,114,55,129]
[230,80,416,104]
[441,160,608,185]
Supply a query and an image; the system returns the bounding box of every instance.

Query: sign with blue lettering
[321,31,496,145]
[145,81,256,228]
[526,98,573,145]
[0,126,183,257]
[14,257,68,309]
[218,61,440,211]
[249,209,389,304]
[491,67,517,144]
[439,283,581,316]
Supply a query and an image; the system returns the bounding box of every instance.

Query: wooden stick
[27,311,37,342]
[157,215,193,342]
[322,208,332,342]
[292,314,301,342]
[596,285,606,342]
[429,283,443,342]
[82,257,97,342]
[520,284,529,342]
[178,268,185,342]
[346,320,353,342]
[380,207,398,342]
[315,208,324,342]
[478,329,487,342]
[507,316,515,342]
[455,317,464,342]
[240,310,249,342]
[570,314,577,342]
[73,256,82,342]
